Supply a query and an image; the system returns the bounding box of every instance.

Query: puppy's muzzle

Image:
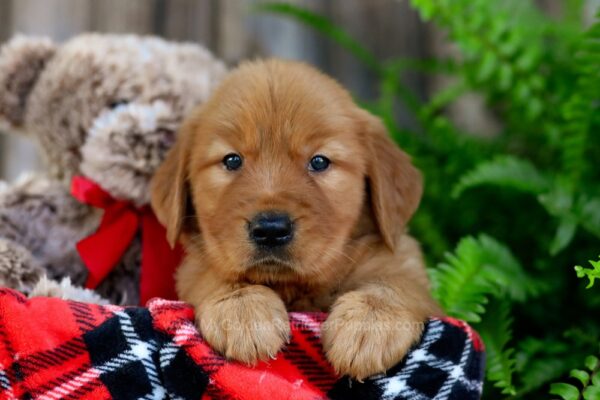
[248,211,294,248]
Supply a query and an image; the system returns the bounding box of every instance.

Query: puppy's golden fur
[151,59,442,380]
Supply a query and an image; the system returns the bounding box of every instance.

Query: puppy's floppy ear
[360,109,423,250]
[150,118,195,247]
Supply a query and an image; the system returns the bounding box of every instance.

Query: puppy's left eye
[308,155,331,172]
[223,153,243,171]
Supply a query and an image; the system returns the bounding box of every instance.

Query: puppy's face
[152,60,422,286]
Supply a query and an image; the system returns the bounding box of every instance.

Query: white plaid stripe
[159,341,180,370]
[290,313,322,336]
[35,311,168,400]
[378,320,444,399]
[159,341,187,400]
[432,330,483,398]
[37,311,165,400]
[37,368,101,400]
[0,364,15,399]
[114,311,165,400]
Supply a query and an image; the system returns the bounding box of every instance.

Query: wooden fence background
[0,0,592,181]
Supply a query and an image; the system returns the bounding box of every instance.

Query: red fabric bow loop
[71,176,183,305]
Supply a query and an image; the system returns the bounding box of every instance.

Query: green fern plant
[550,258,600,399]
[550,355,600,400]
[257,2,600,399]
[429,235,541,394]
[449,9,600,256]
[411,0,555,124]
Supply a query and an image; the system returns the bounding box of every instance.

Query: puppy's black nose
[249,212,294,248]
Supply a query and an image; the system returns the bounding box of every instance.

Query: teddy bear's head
[0,34,226,205]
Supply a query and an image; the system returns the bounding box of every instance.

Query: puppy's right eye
[308,155,330,172]
[222,153,243,171]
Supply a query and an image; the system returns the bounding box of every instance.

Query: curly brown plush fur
[0,34,226,304]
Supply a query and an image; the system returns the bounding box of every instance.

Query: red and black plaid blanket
[0,288,484,399]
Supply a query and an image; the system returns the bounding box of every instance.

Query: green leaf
[592,371,600,386]
[549,217,578,255]
[548,343,600,400]
[575,257,600,289]
[410,0,437,20]
[585,355,599,371]
[550,383,581,400]
[476,52,498,82]
[419,79,468,122]
[538,183,574,219]
[515,334,597,396]
[583,386,600,400]
[452,155,551,198]
[570,369,590,385]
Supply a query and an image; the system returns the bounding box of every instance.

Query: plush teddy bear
[0,34,226,304]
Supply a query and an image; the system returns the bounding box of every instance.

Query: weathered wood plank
[0,0,11,178]
[10,0,91,39]
[327,0,426,129]
[0,1,11,40]
[90,0,157,34]
[216,0,327,65]
[162,0,217,48]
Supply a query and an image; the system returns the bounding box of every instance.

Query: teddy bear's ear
[0,35,56,130]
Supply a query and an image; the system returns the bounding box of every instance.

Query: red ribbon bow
[71,176,183,305]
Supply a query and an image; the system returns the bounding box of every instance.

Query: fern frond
[430,234,539,322]
[452,155,551,198]
[477,300,517,395]
[575,257,600,289]
[560,11,600,185]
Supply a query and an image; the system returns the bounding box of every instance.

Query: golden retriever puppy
[151,59,442,380]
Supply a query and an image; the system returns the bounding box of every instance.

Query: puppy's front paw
[322,292,425,381]
[198,286,291,365]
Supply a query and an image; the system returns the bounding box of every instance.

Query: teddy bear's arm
[0,237,42,293]
[0,173,98,286]
[0,236,110,304]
